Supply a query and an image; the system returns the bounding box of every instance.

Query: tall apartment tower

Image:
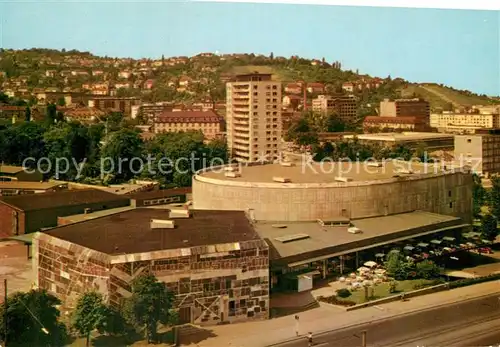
[226,74,282,162]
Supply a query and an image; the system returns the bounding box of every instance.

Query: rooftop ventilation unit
[348,227,362,234]
[273,177,291,183]
[224,166,238,172]
[274,233,310,243]
[150,219,175,229]
[169,209,190,219]
[367,162,383,167]
[335,176,353,183]
[225,172,241,178]
[280,162,295,167]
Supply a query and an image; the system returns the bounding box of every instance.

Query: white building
[226,74,282,162]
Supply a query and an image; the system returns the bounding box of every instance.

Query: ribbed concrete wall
[193,169,473,223]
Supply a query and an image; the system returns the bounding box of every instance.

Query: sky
[0,1,499,96]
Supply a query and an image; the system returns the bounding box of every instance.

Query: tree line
[0,110,228,187]
[474,175,500,242]
[0,274,177,347]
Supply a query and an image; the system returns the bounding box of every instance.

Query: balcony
[233,84,250,90]
[233,95,250,100]
[233,135,250,145]
[233,102,250,108]
[233,144,250,151]
[233,111,250,117]
[233,120,249,126]
[234,126,249,132]
[233,106,250,112]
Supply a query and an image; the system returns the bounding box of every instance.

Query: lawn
[347,279,437,304]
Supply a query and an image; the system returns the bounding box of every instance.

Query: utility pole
[4,278,7,347]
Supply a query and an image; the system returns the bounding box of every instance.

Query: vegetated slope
[400,83,499,111]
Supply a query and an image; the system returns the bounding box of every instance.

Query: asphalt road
[272,294,500,347]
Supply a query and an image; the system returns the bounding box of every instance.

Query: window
[448,190,452,197]
[449,202,453,208]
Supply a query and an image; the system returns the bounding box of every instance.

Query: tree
[0,289,68,347]
[384,249,414,280]
[25,106,31,122]
[472,174,487,218]
[326,113,346,132]
[72,292,109,347]
[481,213,498,241]
[57,97,66,106]
[490,176,500,218]
[0,122,46,165]
[100,129,144,183]
[123,274,177,344]
[415,260,441,279]
[45,103,57,125]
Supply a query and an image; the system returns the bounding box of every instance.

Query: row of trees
[384,250,441,280]
[0,274,177,347]
[0,111,228,186]
[474,175,500,241]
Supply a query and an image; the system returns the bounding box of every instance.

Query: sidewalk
[183,281,500,347]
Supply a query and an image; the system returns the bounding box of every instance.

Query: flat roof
[255,211,464,265]
[199,161,447,184]
[128,187,191,200]
[0,189,129,212]
[59,206,136,224]
[344,132,455,142]
[0,165,27,174]
[0,182,67,190]
[45,208,260,255]
[59,203,191,224]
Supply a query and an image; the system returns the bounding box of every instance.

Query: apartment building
[380,98,430,124]
[131,102,173,123]
[88,97,141,117]
[430,109,500,134]
[226,74,282,162]
[312,95,357,122]
[153,110,224,140]
[454,130,500,176]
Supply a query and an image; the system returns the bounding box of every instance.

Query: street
[271,294,500,347]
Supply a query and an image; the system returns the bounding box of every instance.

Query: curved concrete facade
[192,164,473,223]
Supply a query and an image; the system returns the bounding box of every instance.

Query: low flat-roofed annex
[256,211,469,267]
[44,208,261,255]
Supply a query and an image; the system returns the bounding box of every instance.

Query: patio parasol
[364,261,377,268]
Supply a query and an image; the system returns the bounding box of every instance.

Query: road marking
[374,305,385,311]
[314,343,329,347]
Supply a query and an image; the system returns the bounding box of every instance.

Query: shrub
[416,260,441,279]
[317,295,356,307]
[389,281,398,293]
[448,273,500,289]
[336,288,352,298]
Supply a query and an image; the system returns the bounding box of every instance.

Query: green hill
[400,83,499,111]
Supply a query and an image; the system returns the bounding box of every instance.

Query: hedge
[448,273,500,289]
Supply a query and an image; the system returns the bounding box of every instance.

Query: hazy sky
[1,1,499,96]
